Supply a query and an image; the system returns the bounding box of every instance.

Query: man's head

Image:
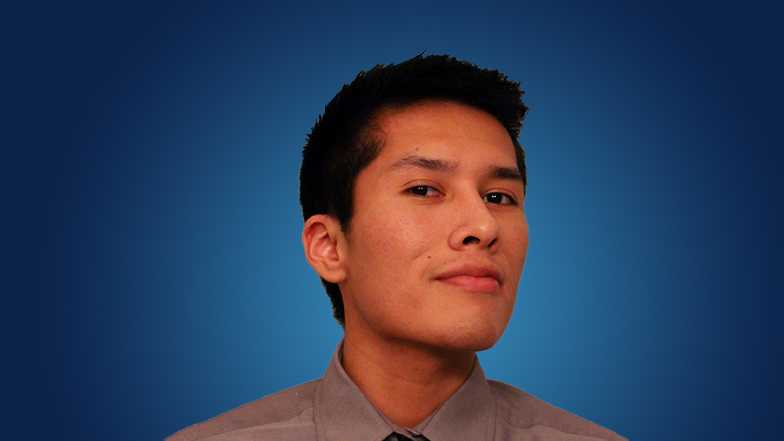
[300,54,528,351]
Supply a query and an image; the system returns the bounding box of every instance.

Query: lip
[434,264,503,293]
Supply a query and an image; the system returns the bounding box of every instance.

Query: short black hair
[299,54,528,327]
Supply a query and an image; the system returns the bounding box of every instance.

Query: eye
[484,192,517,205]
[406,185,441,198]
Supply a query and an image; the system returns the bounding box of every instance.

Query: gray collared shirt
[167,341,626,441]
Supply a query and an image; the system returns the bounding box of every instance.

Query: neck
[340,328,476,429]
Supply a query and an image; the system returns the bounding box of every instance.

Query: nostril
[463,235,480,245]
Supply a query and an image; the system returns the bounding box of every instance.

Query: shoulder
[487,379,627,441]
[166,379,320,441]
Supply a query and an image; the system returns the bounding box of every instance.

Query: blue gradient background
[12,2,781,440]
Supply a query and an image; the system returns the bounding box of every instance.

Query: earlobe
[302,215,347,283]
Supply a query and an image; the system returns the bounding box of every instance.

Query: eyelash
[406,185,517,206]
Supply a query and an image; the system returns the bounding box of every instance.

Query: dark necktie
[383,433,428,441]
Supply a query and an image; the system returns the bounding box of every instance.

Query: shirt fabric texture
[167,341,626,441]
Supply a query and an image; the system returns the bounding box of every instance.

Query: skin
[302,100,529,428]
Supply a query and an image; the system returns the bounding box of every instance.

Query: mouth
[436,275,500,293]
[434,264,503,293]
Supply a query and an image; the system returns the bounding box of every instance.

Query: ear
[302,214,348,284]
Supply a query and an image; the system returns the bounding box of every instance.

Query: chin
[426,320,507,353]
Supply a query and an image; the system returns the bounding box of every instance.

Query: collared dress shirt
[167,341,626,441]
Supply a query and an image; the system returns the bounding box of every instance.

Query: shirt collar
[314,340,496,441]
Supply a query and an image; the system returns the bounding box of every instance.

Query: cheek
[358,203,436,261]
[345,206,439,325]
[347,204,440,303]
[506,220,529,275]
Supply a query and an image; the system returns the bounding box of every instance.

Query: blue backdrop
[11,1,781,440]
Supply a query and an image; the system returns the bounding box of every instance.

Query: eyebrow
[389,155,458,173]
[388,154,524,182]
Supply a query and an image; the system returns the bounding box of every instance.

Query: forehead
[370,100,517,165]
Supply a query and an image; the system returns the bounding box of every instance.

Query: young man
[168,55,625,441]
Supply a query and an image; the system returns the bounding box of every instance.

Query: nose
[447,192,500,251]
